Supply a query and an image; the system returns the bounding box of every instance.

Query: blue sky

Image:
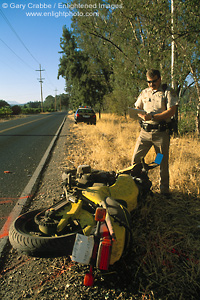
[0,1,73,104]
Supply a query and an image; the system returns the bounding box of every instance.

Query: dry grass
[0,114,30,123]
[65,112,200,196]
[65,112,144,169]
[63,112,200,299]
[169,136,200,195]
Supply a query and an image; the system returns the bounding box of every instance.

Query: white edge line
[0,115,67,258]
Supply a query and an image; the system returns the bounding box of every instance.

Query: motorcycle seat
[83,174,139,213]
[109,174,139,212]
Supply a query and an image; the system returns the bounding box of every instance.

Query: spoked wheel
[9,209,81,257]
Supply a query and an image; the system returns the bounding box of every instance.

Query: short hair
[146,69,161,79]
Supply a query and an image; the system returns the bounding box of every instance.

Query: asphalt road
[0,112,66,231]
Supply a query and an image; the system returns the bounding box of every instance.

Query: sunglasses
[147,78,159,84]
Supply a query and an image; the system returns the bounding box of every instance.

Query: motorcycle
[9,153,163,286]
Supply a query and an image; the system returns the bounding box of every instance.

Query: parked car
[74,106,96,125]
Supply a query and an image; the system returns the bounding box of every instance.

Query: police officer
[132,69,178,196]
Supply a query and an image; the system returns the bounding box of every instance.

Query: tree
[61,0,200,129]
[44,95,55,110]
[0,100,9,108]
[11,105,21,115]
[68,0,173,112]
[172,0,200,134]
[57,93,69,110]
[58,27,88,107]
[26,101,41,109]
[58,26,111,110]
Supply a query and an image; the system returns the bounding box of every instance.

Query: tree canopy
[58,0,200,131]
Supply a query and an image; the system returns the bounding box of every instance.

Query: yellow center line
[0,115,52,134]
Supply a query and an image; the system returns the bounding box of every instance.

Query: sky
[0,0,73,104]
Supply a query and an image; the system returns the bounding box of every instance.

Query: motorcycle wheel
[9,209,80,257]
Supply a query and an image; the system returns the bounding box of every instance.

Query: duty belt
[140,121,169,132]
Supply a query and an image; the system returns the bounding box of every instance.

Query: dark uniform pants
[132,129,170,194]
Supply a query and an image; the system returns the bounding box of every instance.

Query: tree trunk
[190,66,200,135]
[196,102,200,136]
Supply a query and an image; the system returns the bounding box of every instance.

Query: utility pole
[60,94,62,111]
[54,88,58,111]
[36,64,45,112]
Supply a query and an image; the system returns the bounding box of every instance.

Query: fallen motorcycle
[9,154,163,285]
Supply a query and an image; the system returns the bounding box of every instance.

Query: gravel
[0,117,146,300]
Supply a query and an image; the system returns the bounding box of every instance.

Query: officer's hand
[138,113,151,121]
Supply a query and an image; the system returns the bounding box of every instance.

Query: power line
[45,72,57,90]
[0,38,34,70]
[0,8,40,65]
[0,8,64,100]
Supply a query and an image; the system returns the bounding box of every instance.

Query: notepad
[128,107,146,119]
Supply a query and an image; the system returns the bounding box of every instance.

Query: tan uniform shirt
[135,86,178,124]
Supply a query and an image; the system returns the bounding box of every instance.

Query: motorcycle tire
[9,209,80,257]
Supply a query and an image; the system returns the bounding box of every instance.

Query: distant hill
[7,101,23,106]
